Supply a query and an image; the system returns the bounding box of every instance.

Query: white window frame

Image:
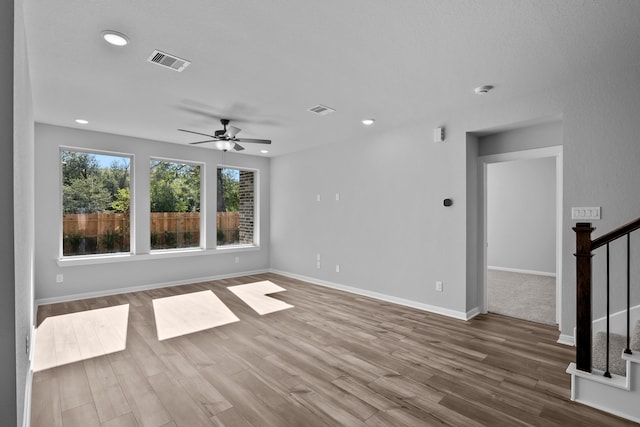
[59,147,135,260]
[149,156,205,253]
[216,165,259,250]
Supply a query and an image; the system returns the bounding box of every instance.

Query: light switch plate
[571,207,601,220]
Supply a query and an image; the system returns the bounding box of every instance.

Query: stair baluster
[625,233,632,355]
[605,243,611,378]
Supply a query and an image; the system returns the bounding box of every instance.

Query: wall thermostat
[443,198,453,207]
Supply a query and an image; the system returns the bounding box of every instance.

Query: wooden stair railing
[574,217,640,374]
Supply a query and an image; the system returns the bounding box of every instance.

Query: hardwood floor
[31,273,636,426]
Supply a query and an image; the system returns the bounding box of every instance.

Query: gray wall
[5,0,35,424]
[479,121,563,156]
[271,119,472,317]
[13,0,35,425]
[487,156,556,274]
[1,0,16,423]
[271,65,640,337]
[34,124,270,301]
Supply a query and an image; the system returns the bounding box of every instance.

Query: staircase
[567,218,640,423]
[567,351,640,422]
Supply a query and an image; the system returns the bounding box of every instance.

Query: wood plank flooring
[31,273,636,426]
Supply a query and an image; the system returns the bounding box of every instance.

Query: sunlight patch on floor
[228,281,294,315]
[33,304,129,372]
[152,290,240,340]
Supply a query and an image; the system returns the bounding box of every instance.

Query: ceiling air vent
[147,50,190,72]
[307,104,335,115]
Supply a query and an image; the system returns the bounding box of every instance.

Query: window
[150,159,201,250]
[217,168,256,246]
[61,150,131,257]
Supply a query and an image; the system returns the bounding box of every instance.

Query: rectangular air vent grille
[307,104,335,115]
[147,50,190,72]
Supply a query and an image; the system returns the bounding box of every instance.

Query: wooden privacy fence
[150,212,201,249]
[217,211,240,244]
[63,212,240,255]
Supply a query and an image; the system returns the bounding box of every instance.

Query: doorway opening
[478,146,563,328]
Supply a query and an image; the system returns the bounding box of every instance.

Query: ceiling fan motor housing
[215,118,230,138]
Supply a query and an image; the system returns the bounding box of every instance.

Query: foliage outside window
[217,168,255,246]
[150,159,201,250]
[61,150,131,256]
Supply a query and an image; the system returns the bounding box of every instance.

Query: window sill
[57,245,261,267]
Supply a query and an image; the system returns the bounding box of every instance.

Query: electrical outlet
[435,281,443,292]
[336,264,340,273]
[235,257,239,264]
[316,262,321,269]
[56,274,63,283]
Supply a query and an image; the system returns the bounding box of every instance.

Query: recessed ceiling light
[361,118,375,126]
[102,30,129,47]
[260,150,269,154]
[474,85,494,95]
[75,119,89,124]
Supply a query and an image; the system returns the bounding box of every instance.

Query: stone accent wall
[238,170,254,244]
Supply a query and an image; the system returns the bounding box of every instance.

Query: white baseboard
[488,266,556,277]
[465,306,482,320]
[270,269,478,321]
[557,334,575,346]
[35,269,270,306]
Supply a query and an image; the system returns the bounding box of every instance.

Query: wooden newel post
[574,222,594,372]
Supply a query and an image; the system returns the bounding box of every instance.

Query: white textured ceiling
[23,0,640,157]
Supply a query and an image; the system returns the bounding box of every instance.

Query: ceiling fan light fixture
[226,125,241,138]
[101,30,129,47]
[361,118,375,126]
[215,140,234,151]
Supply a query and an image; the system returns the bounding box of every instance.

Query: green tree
[221,169,239,212]
[150,160,200,212]
[61,151,99,185]
[112,188,130,214]
[62,176,112,213]
[101,159,130,206]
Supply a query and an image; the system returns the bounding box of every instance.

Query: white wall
[271,65,640,338]
[487,156,556,274]
[34,124,270,301]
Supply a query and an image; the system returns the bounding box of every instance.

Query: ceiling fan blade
[189,139,216,145]
[236,138,271,145]
[233,143,245,151]
[178,129,217,138]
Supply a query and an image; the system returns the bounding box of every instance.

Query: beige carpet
[487,269,556,325]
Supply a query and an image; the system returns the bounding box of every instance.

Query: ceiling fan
[178,119,271,151]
